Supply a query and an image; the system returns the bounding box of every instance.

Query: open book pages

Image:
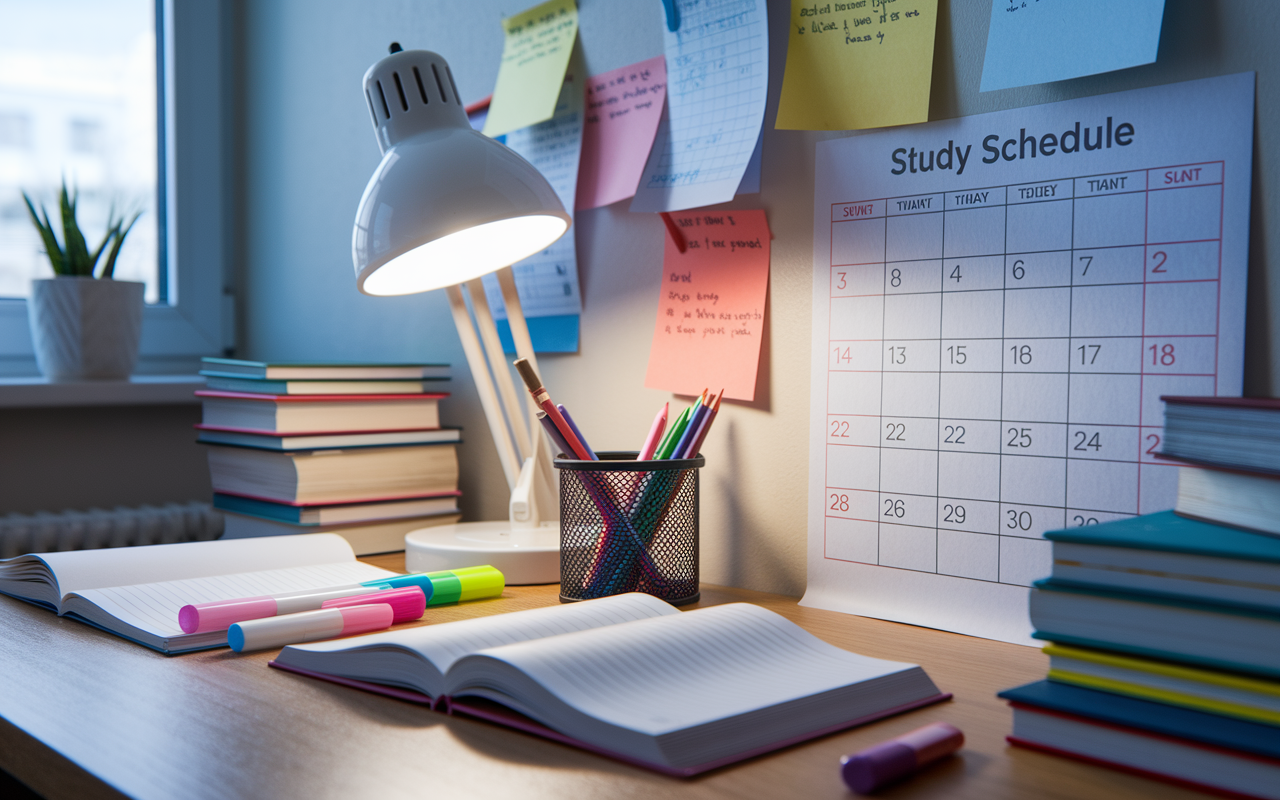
[0,534,395,653]
[276,596,943,772]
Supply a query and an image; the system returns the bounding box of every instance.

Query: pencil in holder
[556,451,702,606]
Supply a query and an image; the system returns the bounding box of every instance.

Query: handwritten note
[644,210,770,402]
[776,0,938,131]
[980,0,1166,92]
[483,0,578,138]
[630,0,768,213]
[482,76,584,346]
[576,56,668,210]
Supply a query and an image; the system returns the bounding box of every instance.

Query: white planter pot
[28,277,145,381]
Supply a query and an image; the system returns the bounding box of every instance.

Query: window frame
[0,0,232,377]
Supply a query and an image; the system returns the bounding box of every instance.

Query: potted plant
[22,182,143,381]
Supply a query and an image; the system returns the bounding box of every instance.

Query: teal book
[1044,512,1280,612]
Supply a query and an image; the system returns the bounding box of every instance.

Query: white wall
[234,0,1279,596]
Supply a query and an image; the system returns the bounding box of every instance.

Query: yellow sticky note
[776,0,938,131]
[483,0,578,138]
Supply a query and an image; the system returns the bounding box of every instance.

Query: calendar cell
[1067,459,1140,513]
[878,492,937,529]
[1003,338,1069,373]
[938,497,1000,534]
[1142,336,1216,375]
[999,537,1053,587]
[825,518,878,564]
[1147,184,1223,244]
[937,529,999,581]
[1139,427,1166,464]
[885,260,942,295]
[1144,282,1220,336]
[886,213,944,261]
[881,415,937,450]
[1139,462,1181,514]
[1065,509,1135,527]
[1142,375,1215,425]
[1002,373,1069,423]
[834,200,887,222]
[943,206,1006,257]
[942,291,1004,338]
[1005,199,1074,253]
[832,218,886,266]
[1072,246,1145,286]
[1070,284,1145,336]
[883,339,940,372]
[878,524,937,573]
[883,293,942,339]
[1068,374,1141,425]
[827,443,879,491]
[1075,170,1147,197]
[825,487,878,521]
[888,193,946,216]
[999,502,1066,540]
[1000,421,1066,458]
[938,451,1001,501]
[880,448,938,496]
[1144,241,1220,283]
[939,373,1003,420]
[831,264,883,297]
[830,295,885,340]
[826,414,880,446]
[1073,192,1146,249]
[829,340,882,372]
[1005,250,1072,288]
[1000,456,1067,507]
[1148,162,1222,188]
[828,371,881,416]
[882,373,941,418]
[940,339,1002,372]
[1069,337,1142,374]
[942,256,1004,292]
[1004,288,1071,338]
[1067,424,1138,462]
[939,419,1001,453]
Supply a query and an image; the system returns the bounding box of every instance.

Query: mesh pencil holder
[556,451,702,606]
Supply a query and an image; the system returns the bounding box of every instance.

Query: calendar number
[883,498,905,518]
[1151,250,1168,274]
[836,272,847,289]
[942,504,966,524]
[829,493,850,512]
[1149,343,1176,366]
[885,423,906,441]
[1146,433,1162,456]
[833,346,852,364]
[1072,515,1100,526]
[889,268,902,288]
[1078,255,1093,275]
[947,345,967,364]
[1006,427,1033,448]
[888,345,907,365]
[1077,344,1101,364]
[943,425,966,444]
[1007,510,1033,531]
[1011,260,1026,281]
[950,265,962,282]
[830,420,850,438]
[1010,345,1033,365]
[1073,431,1102,451]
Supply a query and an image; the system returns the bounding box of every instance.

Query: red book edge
[214,489,461,507]
[195,423,457,437]
[1162,395,1280,410]
[195,390,449,402]
[267,659,950,777]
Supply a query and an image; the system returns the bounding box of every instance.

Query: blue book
[1046,511,1280,562]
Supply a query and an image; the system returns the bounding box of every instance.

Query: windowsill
[0,375,205,408]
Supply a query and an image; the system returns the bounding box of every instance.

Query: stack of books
[196,358,463,555]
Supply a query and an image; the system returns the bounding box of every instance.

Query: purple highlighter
[840,722,964,794]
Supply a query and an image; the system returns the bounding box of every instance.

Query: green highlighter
[404,565,505,606]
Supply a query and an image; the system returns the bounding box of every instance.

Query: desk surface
[0,553,1205,800]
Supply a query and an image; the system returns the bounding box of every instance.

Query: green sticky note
[483,0,578,138]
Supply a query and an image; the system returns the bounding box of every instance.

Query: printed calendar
[804,74,1254,644]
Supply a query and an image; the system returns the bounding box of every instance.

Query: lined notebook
[0,534,395,653]
[272,594,948,775]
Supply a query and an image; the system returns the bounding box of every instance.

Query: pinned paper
[980,0,1166,92]
[576,56,668,210]
[775,0,938,131]
[482,76,584,353]
[630,0,768,213]
[483,0,578,138]
[645,210,770,402]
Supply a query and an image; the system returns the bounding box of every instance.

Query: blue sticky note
[496,314,579,354]
[980,0,1166,93]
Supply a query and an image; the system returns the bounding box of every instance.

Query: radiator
[0,503,225,558]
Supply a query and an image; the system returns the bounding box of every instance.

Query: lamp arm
[465,278,533,464]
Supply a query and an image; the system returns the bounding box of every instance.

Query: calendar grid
[823,161,1225,586]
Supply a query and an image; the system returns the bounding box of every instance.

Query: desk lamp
[353,44,564,583]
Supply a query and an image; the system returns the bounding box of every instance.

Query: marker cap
[321,586,426,623]
[424,565,505,605]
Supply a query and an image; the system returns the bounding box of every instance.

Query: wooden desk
[0,553,1204,800]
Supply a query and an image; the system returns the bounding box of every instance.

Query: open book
[271,594,948,775]
[0,534,395,653]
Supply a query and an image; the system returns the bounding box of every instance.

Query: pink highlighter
[840,722,964,794]
[320,585,426,623]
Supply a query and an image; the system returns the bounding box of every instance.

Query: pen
[557,403,597,460]
[655,391,703,460]
[537,409,575,457]
[228,604,395,653]
[686,389,723,457]
[514,358,592,460]
[671,393,711,459]
[637,402,668,460]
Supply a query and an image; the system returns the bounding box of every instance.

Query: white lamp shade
[352,49,570,296]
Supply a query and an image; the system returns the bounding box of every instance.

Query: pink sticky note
[644,210,771,402]
[576,56,667,210]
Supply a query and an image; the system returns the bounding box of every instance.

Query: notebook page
[286,592,677,674]
[68,561,394,638]
[458,603,921,736]
[36,533,356,601]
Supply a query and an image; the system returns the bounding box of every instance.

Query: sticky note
[776,0,938,131]
[483,0,578,138]
[644,210,771,402]
[980,0,1166,92]
[576,56,668,210]
[630,0,768,213]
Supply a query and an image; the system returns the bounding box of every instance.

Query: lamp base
[404,521,560,585]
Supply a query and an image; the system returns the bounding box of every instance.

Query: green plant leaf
[99,211,141,280]
[88,203,118,275]
[59,182,92,276]
[22,192,65,275]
